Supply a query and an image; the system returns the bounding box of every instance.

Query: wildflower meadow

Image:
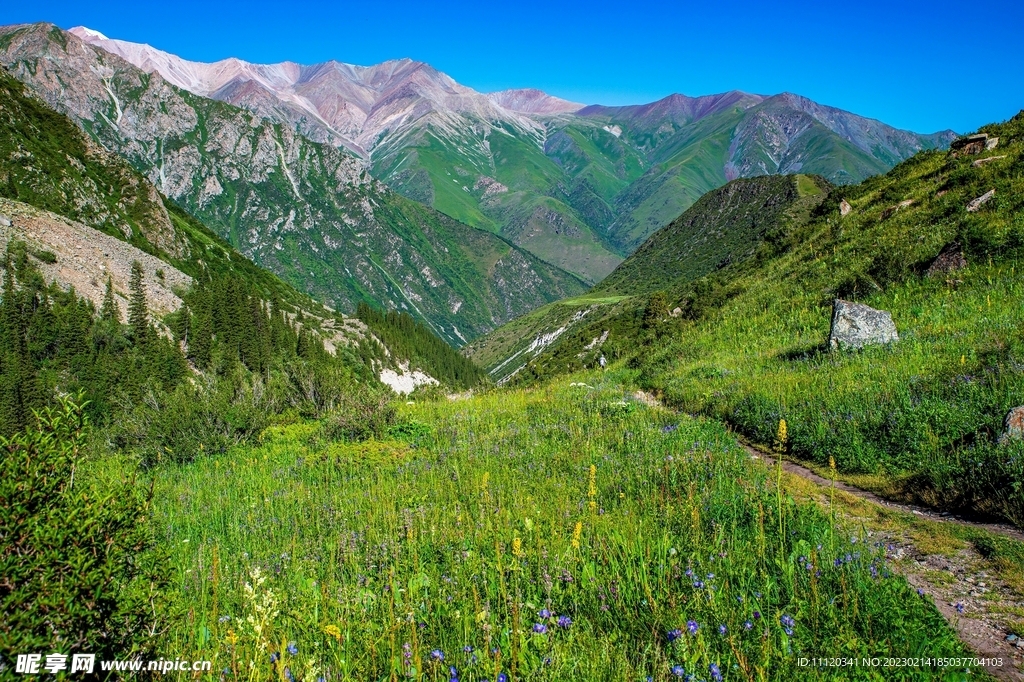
[145,375,975,680]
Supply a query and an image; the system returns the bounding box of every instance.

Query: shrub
[318,386,397,443]
[0,395,163,660]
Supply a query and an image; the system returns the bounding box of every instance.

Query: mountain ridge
[65,25,956,284]
[1,23,586,344]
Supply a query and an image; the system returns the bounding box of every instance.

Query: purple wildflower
[743,620,753,630]
[671,665,686,678]
[430,649,444,661]
[667,628,682,642]
[710,662,723,681]
[557,615,572,628]
[718,624,727,635]
[686,620,699,635]
[532,623,548,634]
[539,608,551,619]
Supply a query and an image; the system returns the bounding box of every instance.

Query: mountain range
[0,23,585,346]
[66,26,956,283]
[0,22,957,345]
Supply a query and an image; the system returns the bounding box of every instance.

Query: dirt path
[742,441,1024,681]
[740,441,1024,544]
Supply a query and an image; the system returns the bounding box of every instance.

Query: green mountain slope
[465,174,830,381]
[378,93,952,279]
[0,67,323,314]
[475,112,1024,525]
[597,174,830,295]
[0,24,586,344]
[0,65,493,398]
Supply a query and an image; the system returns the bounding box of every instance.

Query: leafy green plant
[0,395,164,660]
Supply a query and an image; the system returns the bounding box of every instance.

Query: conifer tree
[100,276,120,322]
[186,284,213,369]
[0,257,39,435]
[127,261,149,342]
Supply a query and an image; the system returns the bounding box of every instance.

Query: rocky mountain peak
[487,88,584,115]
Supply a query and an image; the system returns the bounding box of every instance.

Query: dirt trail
[742,441,1024,681]
[740,441,1024,543]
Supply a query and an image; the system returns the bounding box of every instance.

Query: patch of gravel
[0,198,191,323]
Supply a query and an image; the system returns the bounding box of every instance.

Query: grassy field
[141,373,980,680]
[478,113,1024,527]
[627,116,1024,527]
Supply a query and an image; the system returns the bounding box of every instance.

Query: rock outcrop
[839,199,853,216]
[926,242,967,278]
[950,133,993,157]
[967,190,996,212]
[999,407,1024,445]
[828,299,899,350]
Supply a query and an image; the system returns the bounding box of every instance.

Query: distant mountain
[0,23,586,345]
[595,174,831,295]
[63,26,957,283]
[488,89,584,114]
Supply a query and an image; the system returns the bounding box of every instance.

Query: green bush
[317,386,397,443]
[0,395,163,660]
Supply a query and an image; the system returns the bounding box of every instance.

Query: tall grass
[147,375,972,680]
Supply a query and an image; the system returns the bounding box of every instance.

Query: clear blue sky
[3,0,1021,134]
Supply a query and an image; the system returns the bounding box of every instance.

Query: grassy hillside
[483,112,1024,526]
[597,174,830,296]
[147,376,972,679]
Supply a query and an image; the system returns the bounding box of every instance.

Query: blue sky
[3,0,1021,134]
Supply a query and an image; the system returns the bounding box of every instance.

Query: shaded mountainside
[474,111,1024,525]
[0,23,586,345]
[596,174,831,295]
[465,174,831,381]
[67,26,954,285]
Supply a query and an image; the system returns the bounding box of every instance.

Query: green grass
[478,113,1024,526]
[142,374,979,680]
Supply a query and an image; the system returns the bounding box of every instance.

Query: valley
[0,13,1022,681]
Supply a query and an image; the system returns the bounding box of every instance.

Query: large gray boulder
[828,299,899,350]
[999,407,1024,445]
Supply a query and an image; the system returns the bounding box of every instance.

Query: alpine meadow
[1,12,1023,682]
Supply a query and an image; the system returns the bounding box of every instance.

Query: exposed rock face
[950,133,990,156]
[972,155,1006,168]
[926,242,967,277]
[840,199,852,216]
[967,190,996,212]
[828,299,899,350]
[379,361,439,395]
[999,407,1024,445]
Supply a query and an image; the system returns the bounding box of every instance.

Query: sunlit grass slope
[152,375,972,680]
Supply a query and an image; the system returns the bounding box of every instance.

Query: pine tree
[100,276,120,322]
[127,261,149,343]
[642,291,669,330]
[187,285,213,369]
[0,257,39,435]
